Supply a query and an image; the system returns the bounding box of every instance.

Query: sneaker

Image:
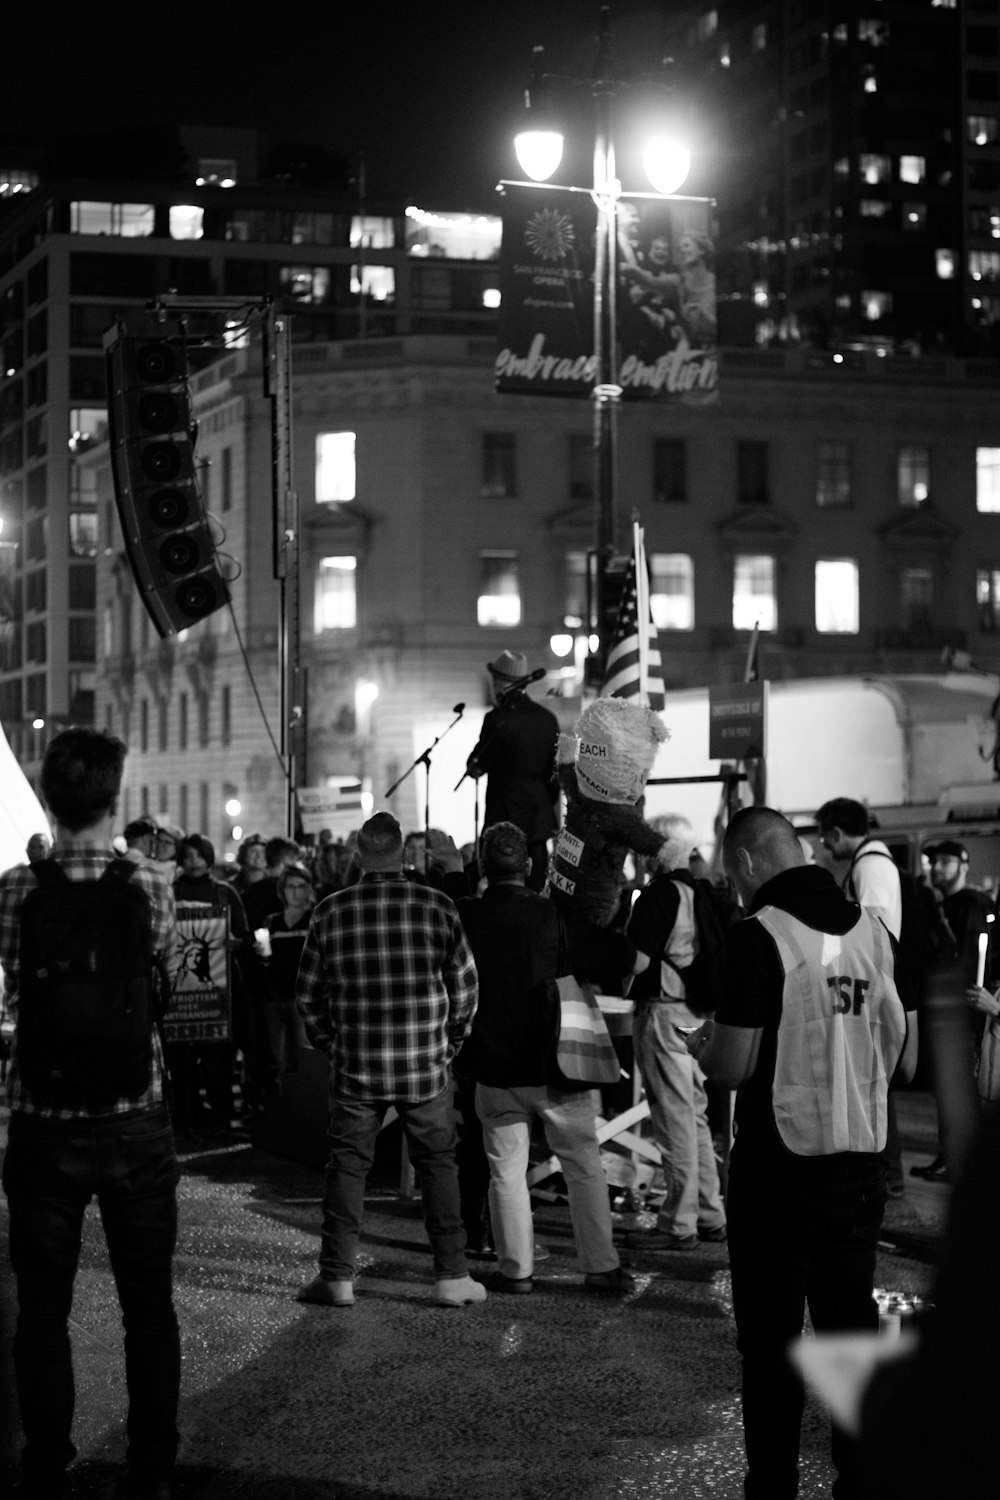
[532,1240,551,1262]
[698,1224,728,1243]
[489,1273,534,1295]
[433,1274,488,1307]
[465,1244,498,1262]
[295,1275,355,1307]
[584,1267,636,1295]
[626,1228,699,1252]
[910,1157,949,1183]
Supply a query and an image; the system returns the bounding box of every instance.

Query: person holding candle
[911,839,992,1181]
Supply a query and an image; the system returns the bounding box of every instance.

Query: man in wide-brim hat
[464,652,559,891]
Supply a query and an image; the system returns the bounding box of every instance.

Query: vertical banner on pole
[496,185,718,405]
[163,904,232,1043]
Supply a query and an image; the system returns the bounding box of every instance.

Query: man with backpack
[0,728,181,1500]
[624,814,728,1251]
[815,796,924,1199]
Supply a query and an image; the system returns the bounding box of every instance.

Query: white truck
[643,670,1000,887]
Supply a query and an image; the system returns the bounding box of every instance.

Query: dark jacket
[467,693,559,843]
[456,883,634,1089]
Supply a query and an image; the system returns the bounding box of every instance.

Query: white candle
[976,931,989,989]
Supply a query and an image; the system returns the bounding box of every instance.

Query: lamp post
[513,4,691,677]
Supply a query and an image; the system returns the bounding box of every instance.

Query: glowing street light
[511,5,691,672]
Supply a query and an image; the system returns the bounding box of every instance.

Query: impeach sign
[162,903,231,1044]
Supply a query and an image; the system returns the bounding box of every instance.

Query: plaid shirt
[296,872,478,1103]
[0,844,180,1118]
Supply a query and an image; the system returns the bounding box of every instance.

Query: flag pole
[633,518,649,708]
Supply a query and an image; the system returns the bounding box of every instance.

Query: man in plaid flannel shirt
[295,810,485,1309]
[0,728,180,1500]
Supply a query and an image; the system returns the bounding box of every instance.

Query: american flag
[601,526,666,710]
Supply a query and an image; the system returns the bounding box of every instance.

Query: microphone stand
[385,702,465,849]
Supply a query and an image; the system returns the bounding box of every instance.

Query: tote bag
[552,911,621,1086]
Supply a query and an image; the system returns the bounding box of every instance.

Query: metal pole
[591,11,619,673]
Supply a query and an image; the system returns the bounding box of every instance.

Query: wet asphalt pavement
[0,1091,948,1499]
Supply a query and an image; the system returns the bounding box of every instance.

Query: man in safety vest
[685,806,918,1500]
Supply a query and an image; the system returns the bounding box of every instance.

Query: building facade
[82,333,1000,852]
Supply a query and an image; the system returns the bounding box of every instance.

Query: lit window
[696,10,718,40]
[862,290,892,320]
[752,23,767,50]
[314,557,357,633]
[404,207,502,261]
[565,551,588,626]
[970,250,1000,280]
[863,69,878,94]
[816,442,851,507]
[900,155,926,185]
[860,154,891,185]
[0,168,38,197]
[350,265,395,301]
[815,560,859,634]
[977,569,1000,631]
[316,432,356,503]
[937,249,956,279]
[858,19,889,45]
[968,115,1000,146]
[281,265,331,303]
[170,205,203,240]
[478,551,521,628]
[977,447,1000,512]
[196,158,237,187]
[898,447,930,507]
[350,215,395,249]
[650,553,694,631]
[70,201,155,236]
[903,203,926,231]
[68,407,107,452]
[482,287,501,308]
[834,157,850,179]
[733,555,776,633]
[860,199,890,219]
[68,510,98,557]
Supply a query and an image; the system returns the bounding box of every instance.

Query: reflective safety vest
[753,905,908,1156]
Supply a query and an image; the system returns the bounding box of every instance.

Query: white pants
[476,1083,620,1281]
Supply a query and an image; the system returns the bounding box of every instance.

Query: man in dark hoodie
[685,807,918,1500]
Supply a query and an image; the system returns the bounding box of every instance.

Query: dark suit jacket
[467,693,559,843]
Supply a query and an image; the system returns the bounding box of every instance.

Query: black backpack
[17,858,157,1109]
[848,846,957,999]
[661,875,742,1018]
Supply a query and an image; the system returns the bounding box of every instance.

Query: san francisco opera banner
[495,184,718,404]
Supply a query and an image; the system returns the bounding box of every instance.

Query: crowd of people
[2,679,998,1498]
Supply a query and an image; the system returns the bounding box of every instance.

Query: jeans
[2,1106,181,1484]
[319,1084,466,1280]
[633,1001,726,1238]
[476,1083,620,1280]
[727,1147,887,1500]
[263,997,308,1078]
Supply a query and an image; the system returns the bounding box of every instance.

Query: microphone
[453,702,465,713]
[497,667,547,697]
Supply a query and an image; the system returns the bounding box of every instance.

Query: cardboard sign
[708,681,768,761]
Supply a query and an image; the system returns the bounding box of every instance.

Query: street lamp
[512,5,691,677]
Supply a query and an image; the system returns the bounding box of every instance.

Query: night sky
[11,2,693,208]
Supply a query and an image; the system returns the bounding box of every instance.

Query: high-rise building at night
[670,0,1000,352]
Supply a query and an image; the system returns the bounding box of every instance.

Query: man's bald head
[722,806,806,905]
